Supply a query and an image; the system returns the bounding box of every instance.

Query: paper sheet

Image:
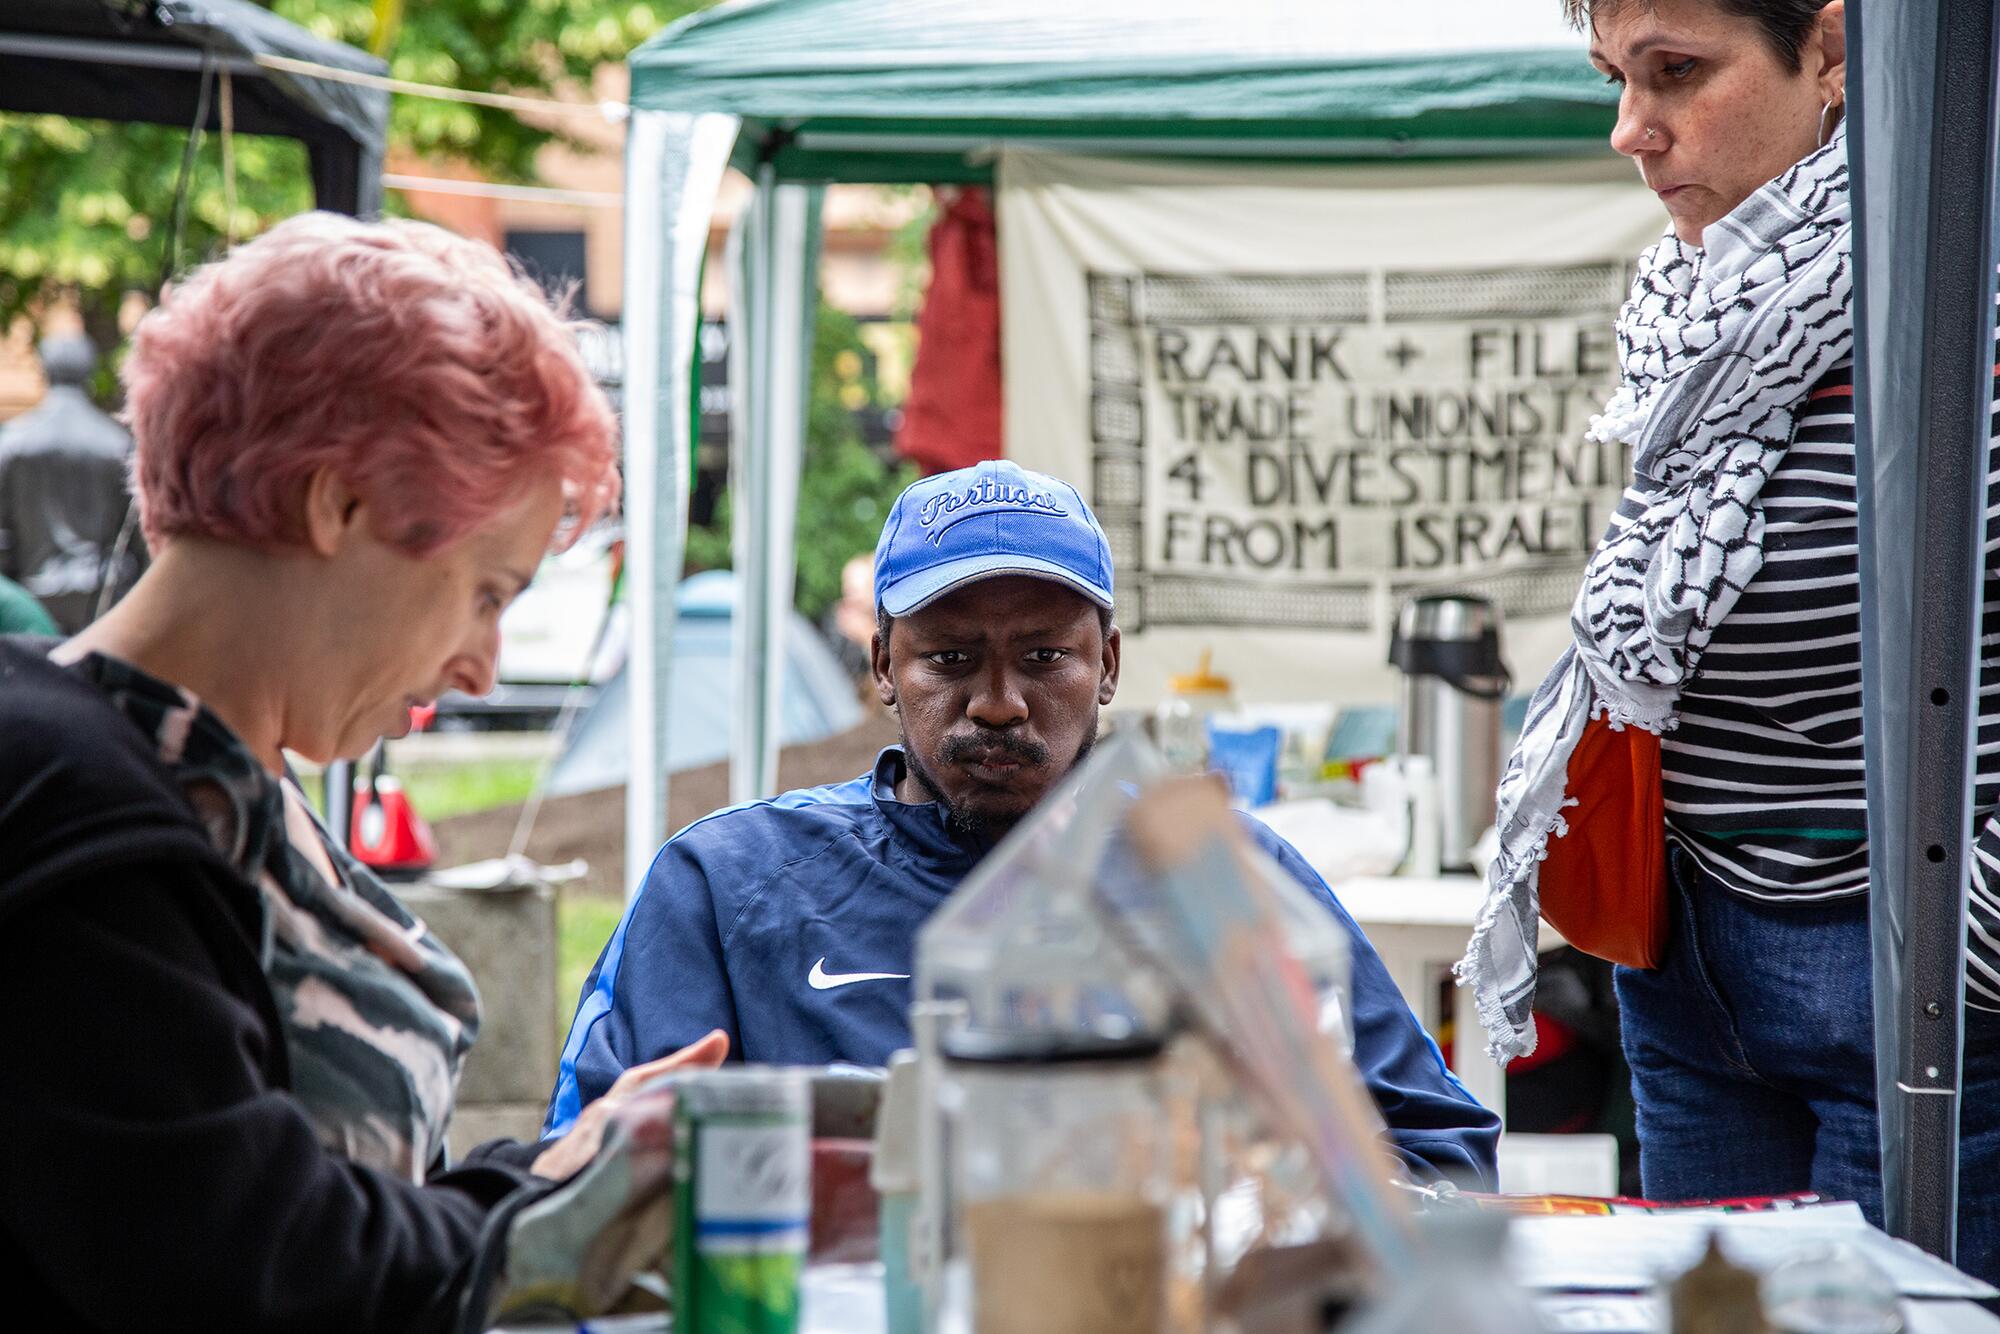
[1534,1295,2000,1334]
[1506,1204,1997,1301]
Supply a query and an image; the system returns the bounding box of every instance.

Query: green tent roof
[629,0,1621,182]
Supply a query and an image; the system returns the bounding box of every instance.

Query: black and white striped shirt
[1660,355,2000,1010]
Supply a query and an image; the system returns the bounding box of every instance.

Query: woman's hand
[530,1029,729,1180]
[491,1071,690,1324]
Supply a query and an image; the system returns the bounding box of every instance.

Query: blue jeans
[1615,847,2000,1284]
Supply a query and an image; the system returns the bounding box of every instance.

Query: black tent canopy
[0,0,387,214]
[0,0,386,838]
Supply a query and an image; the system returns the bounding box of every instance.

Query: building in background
[1,65,924,440]
[388,67,921,438]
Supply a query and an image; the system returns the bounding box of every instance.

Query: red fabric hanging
[895,187,1003,475]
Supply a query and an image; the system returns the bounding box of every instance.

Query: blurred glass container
[914,735,1358,1334]
[1156,651,1237,773]
[939,1029,1173,1334]
[915,735,1179,1051]
[872,1052,923,1334]
[1259,840,1354,1053]
[1763,1243,1903,1334]
[1337,1211,1542,1334]
[916,734,1350,1055]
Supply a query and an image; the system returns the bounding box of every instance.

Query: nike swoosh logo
[808,957,911,990]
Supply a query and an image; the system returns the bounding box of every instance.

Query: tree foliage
[686,303,917,623]
[0,0,700,351]
[0,0,921,620]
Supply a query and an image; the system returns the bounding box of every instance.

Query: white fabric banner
[998,151,1668,707]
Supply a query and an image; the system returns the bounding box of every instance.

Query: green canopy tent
[615,0,1622,884]
[620,0,2000,1268]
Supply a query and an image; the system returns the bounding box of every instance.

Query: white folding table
[1327,872,1563,1123]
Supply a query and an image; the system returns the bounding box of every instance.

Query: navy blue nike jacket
[546,748,1499,1185]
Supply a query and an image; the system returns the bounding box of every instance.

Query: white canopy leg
[622,110,739,899]
[729,167,824,803]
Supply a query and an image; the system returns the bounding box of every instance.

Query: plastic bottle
[1155,650,1237,773]
[1403,755,1443,880]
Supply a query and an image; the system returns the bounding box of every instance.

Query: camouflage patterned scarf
[70,651,480,1181]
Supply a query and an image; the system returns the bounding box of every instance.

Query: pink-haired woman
[0,213,722,1330]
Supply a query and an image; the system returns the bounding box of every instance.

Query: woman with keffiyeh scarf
[1460,0,2000,1282]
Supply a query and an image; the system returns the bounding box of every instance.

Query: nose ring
[1645,127,1658,140]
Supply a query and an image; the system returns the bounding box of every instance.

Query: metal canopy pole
[1850,0,1999,1258]
[309,137,382,218]
[622,109,740,898]
[727,166,823,804]
[313,135,385,836]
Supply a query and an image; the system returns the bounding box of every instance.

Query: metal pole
[621,110,739,899]
[1850,0,1998,1258]
[726,177,769,805]
[324,757,354,851]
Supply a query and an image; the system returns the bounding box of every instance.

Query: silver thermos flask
[1389,595,1510,871]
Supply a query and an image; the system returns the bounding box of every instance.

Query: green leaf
[2,0,717,344]
[688,302,917,621]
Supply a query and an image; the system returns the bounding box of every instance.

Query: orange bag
[1535,715,1668,969]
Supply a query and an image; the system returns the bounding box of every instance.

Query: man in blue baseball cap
[546,460,1499,1184]
[868,460,1117,842]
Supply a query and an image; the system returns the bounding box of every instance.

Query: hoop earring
[1818,98,1844,148]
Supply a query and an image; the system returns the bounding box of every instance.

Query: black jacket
[0,387,144,634]
[0,638,539,1330]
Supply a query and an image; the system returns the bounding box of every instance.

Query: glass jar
[939,1030,1173,1334]
[1341,1211,1544,1334]
[1762,1243,1902,1334]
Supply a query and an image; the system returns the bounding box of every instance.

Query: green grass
[295,758,546,823]
[558,892,625,1017]
[400,760,546,821]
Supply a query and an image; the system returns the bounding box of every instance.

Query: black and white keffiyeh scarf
[1457,126,1854,1063]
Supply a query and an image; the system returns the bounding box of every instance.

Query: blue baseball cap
[873,460,1114,617]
